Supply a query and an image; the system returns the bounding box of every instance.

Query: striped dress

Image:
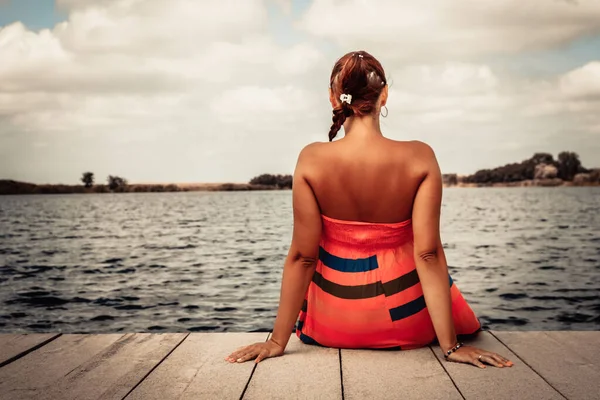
[295,214,482,349]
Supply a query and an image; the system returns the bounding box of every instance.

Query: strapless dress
[295,214,482,349]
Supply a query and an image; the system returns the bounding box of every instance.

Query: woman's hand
[445,345,514,368]
[225,338,285,364]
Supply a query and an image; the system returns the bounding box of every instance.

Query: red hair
[328,50,387,141]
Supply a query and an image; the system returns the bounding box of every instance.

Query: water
[0,188,598,334]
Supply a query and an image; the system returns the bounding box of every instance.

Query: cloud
[388,63,499,96]
[0,5,324,93]
[374,59,600,173]
[55,0,121,10]
[0,0,599,184]
[270,0,292,15]
[211,85,317,127]
[384,63,506,124]
[275,43,323,76]
[54,0,268,55]
[386,60,600,121]
[299,0,600,61]
[0,0,328,183]
[558,61,600,100]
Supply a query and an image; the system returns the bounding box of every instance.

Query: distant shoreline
[0,180,290,195]
[1,178,599,195]
[2,150,599,195]
[2,151,599,195]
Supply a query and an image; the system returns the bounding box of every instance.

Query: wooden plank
[492,330,600,400]
[243,333,342,400]
[125,332,269,400]
[0,333,125,400]
[433,331,563,400]
[542,331,600,360]
[0,333,186,400]
[0,331,593,399]
[0,333,60,367]
[342,346,462,400]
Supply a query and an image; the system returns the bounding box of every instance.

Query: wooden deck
[0,330,598,399]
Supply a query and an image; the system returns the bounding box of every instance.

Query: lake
[0,187,598,334]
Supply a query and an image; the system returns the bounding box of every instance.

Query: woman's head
[328,50,388,141]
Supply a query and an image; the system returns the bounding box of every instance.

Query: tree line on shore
[443,151,599,186]
[0,173,293,195]
[1,151,598,195]
[248,174,293,188]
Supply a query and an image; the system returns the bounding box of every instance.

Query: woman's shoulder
[388,138,434,150]
[297,141,330,159]
[385,139,437,159]
[294,141,329,173]
[297,139,438,165]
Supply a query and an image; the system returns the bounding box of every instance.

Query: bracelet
[443,341,464,359]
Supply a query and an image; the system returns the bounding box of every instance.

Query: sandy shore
[444,179,600,188]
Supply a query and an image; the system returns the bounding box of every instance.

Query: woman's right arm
[225,144,322,363]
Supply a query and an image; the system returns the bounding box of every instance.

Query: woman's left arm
[225,144,322,363]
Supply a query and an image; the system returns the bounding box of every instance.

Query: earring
[381,105,388,118]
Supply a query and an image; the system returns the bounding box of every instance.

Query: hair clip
[339,93,352,104]
[368,71,386,85]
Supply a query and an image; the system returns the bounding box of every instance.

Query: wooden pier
[0,330,598,399]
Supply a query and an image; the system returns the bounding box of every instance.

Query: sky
[0,0,599,184]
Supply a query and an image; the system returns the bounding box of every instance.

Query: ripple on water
[0,188,598,333]
[90,315,115,321]
[480,316,530,326]
[498,293,529,300]
[538,265,565,271]
[211,306,236,312]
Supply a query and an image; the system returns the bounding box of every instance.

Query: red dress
[295,214,482,349]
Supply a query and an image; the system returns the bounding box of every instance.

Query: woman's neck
[342,114,383,139]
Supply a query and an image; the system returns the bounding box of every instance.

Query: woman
[225,51,513,369]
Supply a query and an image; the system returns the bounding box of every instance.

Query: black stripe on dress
[382,269,421,296]
[312,271,385,299]
[312,269,421,299]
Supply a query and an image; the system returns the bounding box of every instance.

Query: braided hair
[328,51,387,141]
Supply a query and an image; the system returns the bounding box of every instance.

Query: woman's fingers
[487,352,513,367]
[480,354,504,368]
[447,346,514,369]
[237,351,258,362]
[226,349,244,361]
[471,356,487,369]
[226,343,279,364]
[231,349,254,363]
[255,349,269,364]
[226,345,255,362]
[227,346,245,359]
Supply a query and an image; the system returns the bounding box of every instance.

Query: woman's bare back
[303,135,433,223]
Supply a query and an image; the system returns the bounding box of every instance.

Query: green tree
[81,172,94,188]
[249,174,293,188]
[557,152,582,181]
[531,153,555,165]
[107,175,128,192]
